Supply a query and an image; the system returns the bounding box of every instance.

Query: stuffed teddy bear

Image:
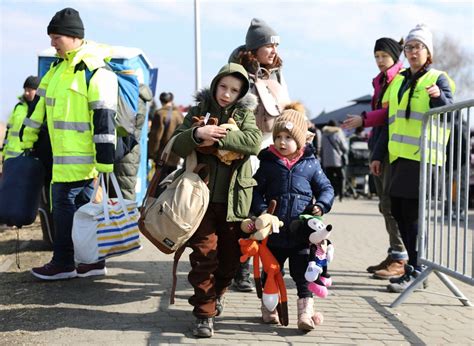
[239,200,288,326]
[191,115,219,155]
[290,215,334,299]
[216,118,244,165]
[191,116,244,165]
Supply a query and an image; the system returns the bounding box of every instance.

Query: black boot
[233,258,254,292]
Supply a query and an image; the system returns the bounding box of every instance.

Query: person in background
[321,120,348,202]
[170,63,261,338]
[342,37,408,280]
[379,24,454,292]
[2,76,40,161]
[308,124,322,160]
[147,98,158,130]
[252,108,334,330]
[148,91,184,170]
[21,7,118,280]
[229,17,290,293]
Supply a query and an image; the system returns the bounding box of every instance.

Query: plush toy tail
[262,269,279,311]
[276,271,289,326]
[253,253,263,299]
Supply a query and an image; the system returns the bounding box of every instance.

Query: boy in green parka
[172,63,262,338]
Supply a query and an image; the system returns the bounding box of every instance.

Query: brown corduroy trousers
[187,203,242,318]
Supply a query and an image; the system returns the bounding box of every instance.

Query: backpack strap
[74,61,97,89]
[164,106,173,130]
[170,244,187,304]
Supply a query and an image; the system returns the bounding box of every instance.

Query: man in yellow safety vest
[2,76,40,161]
[21,7,118,280]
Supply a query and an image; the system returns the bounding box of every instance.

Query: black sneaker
[389,264,413,283]
[192,317,214,338]
[31,262,77,281]
[233,277,254,292]
[216,296,225,317]
[76,261,107,278]
[387,265,427,293]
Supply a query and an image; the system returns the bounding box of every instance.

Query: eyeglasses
[404,43,426,52]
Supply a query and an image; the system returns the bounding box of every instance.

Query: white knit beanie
[405,24,433,58]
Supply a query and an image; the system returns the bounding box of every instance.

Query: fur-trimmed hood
[193,88,258,112]
[322,125,342,134]
[191,62,258,114]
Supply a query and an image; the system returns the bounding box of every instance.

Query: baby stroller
[345,137,371,199]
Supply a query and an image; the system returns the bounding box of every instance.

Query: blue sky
[0,0,473,124]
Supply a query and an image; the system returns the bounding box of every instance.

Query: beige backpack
[139,136,209,254]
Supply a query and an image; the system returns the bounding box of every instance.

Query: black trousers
[264,246,312,299]
[390,197,419,269]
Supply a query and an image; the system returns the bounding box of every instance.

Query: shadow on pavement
[0,257,313,339]
[0,239,50,256]
[362,296,425,344]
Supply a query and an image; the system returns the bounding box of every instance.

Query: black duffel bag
[0,153,45,227]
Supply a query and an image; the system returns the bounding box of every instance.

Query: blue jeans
[51,179,95,267]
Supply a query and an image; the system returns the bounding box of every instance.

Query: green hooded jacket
[172,63,262,221]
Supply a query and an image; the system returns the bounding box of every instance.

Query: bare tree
[433,34,473,100]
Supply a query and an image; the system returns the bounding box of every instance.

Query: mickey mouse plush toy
[290,215,334,298]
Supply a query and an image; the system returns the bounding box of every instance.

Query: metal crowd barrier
[391,99,473,308]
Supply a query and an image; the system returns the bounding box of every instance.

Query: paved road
[0,198,473,345]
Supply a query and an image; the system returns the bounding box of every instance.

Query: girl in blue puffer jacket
[251,107,334,330]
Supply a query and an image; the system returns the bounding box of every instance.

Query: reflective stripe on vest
[8,131,19,137]
[93,134,115,144]
[89,100,117,111]
[390,133,446,158]
[45,97,56,107]
[388,110,425,125]
[53,156,95,164]
[4,150,22,157]
[37,88,46,97]
[23,117,42,129]
[53,120,91,132]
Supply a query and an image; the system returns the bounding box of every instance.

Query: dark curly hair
[237,49,283,75]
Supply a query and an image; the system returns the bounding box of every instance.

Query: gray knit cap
[405,24,433,58]
[245,18,280,51]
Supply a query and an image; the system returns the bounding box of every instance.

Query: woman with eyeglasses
[381,24,455,293]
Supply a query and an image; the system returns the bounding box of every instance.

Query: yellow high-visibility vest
[21,41,118,182]
[3,97,28,160]
[384,68,455,165]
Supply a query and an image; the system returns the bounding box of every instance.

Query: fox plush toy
[239,200,289,326]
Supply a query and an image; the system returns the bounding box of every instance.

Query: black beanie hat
[23,76,40,89]
[374,37,403,63]
[47,7,84,39]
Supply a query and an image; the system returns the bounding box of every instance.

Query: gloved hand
[305,261,322,282]
[95,163,113,173]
